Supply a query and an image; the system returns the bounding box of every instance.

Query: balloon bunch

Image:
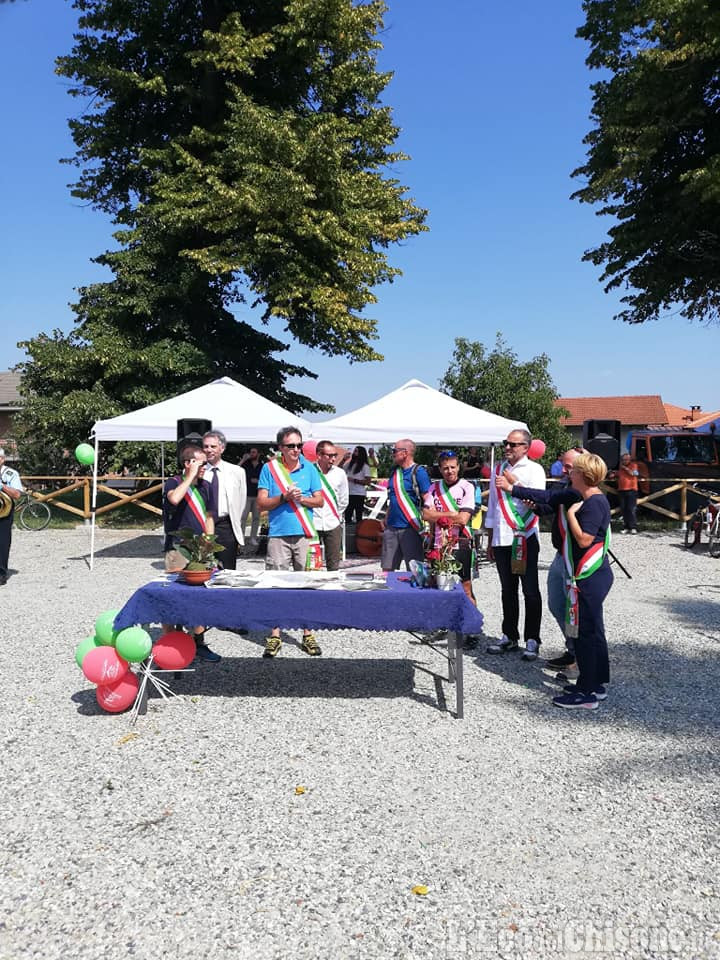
[74,611,196,714]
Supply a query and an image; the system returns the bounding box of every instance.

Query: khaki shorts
[266,535,310,571]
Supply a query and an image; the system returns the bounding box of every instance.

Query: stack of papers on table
[206,570,387,590]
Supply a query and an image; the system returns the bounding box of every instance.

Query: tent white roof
[310,379,528,444]
[91,376,311,442]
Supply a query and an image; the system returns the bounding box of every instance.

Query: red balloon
[302,440,318,462]
[152,631,196,670]
[96,671,139,713]
[82,646,129,685]
[528,439,546,460]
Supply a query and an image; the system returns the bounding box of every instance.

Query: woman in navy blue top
[500,452,612,710]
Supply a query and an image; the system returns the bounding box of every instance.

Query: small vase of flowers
[424,519,461,590]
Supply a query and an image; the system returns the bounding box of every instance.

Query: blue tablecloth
[114,573,484,635]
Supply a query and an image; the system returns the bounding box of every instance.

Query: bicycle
[15,491,52,531]
[683,490,720,556]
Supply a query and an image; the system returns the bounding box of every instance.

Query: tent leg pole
[90,435,99,571]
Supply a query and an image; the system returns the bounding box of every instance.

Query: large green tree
[573,0,720,326]
[440,335,571,462]
[17,0,426,471]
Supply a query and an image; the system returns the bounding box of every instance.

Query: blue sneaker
[563,683,607,701]
[195,643,221,663]
[552,690,598,710]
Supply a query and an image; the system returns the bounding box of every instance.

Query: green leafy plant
[176,528,224,571]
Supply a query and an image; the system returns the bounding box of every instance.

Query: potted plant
[175,527,225,584]
[424,521,462,590]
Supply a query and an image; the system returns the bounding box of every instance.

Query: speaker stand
[608,548,631,580]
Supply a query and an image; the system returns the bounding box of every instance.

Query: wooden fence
[18,475,720,524]
[20,476,164,520]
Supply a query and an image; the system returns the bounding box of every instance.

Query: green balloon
[75,443,95,466]
[115,627,152,663]
[95,609,120,645]
[75,635,100,669]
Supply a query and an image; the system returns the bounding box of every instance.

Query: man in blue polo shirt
[381,438,432,571]
[257,426,323,659]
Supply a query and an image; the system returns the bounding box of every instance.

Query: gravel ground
[1,527,719,960]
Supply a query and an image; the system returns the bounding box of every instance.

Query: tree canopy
[573,0,720,326]
[16,0,426,471]
[440,335,571,461]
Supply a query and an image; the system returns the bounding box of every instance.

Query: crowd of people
[2,424,618,712]
[157,428,617,712]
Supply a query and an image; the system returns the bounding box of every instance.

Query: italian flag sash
[430,481,472,540]
[558,506,611,638]
[266,457,317,538]
[182,481,209,532]
[316,466,340,522]
[496,462,539,573]
[390,467,423,531]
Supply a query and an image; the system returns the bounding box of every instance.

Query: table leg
[447,630,456,683]
[455,633,464,720]
[447,631,464,719]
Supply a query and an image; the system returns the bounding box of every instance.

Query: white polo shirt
[484,456,546,547]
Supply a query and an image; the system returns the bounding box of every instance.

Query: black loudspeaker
[582,419,621,471]
[582,419,621,446]
[176,418,212,443]
[585,435,620,471]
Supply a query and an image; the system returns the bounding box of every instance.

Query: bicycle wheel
[684,513,701,548]
[19,500,51,531]
[709,514,720,558]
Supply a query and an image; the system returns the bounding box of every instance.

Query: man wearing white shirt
[0,448,23,585]
[312,440,349,571]
[202,430,247,570]
[484,429,546,660]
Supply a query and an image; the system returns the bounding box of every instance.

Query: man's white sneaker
[522,639,540,661]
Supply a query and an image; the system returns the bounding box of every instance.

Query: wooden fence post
[680,481,687,523]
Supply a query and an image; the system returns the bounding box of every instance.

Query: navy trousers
[574,560,613,693]
[0,511,13,578]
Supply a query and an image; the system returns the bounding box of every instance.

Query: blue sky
[1,0,718,417]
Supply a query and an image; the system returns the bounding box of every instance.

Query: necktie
[208,466,219,515]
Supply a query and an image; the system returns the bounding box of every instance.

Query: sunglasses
[319,451,337,458]
[391,447,407,454]
[282,443,303,449]
[439,450,457,459]
[504,441,527,448]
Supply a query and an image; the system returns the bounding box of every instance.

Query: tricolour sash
[390,467,423,531]
[266,457,317,538]
[495,462,539,573]
[430,481,472,540]
[182,481,209,532]
[558,506,611,638]
[316,466,340,522]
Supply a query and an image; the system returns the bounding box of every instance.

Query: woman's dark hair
[347,445,368,474]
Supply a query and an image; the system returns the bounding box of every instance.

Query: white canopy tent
[309,378,528,444]
[88,376,312,567]
[92,376,311,442]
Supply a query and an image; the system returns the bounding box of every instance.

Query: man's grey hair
[276,426,304,446]
[515,429,532,445]
[203,430,227,447]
